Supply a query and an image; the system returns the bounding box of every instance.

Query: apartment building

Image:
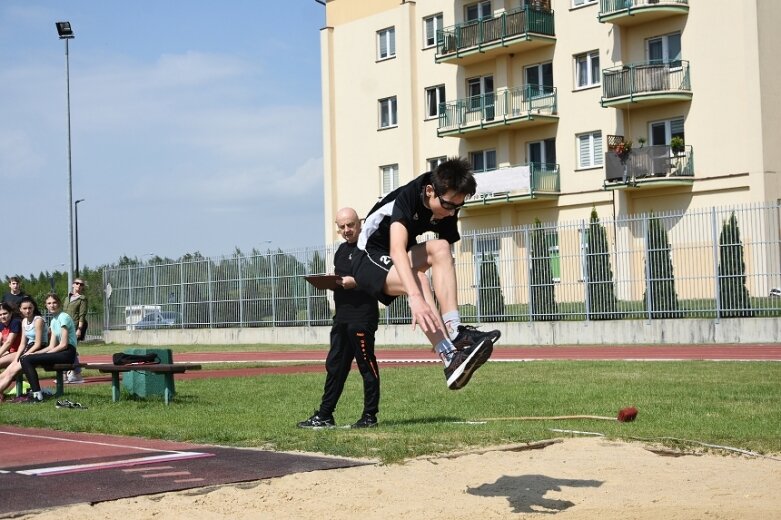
[320,0,779,238]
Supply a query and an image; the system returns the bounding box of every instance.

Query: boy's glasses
[436,193,465,211]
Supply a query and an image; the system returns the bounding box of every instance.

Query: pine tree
[586,208,618,319]
[643,214,679,318]
[718,212,753,317]
[530,219,558,320]
[478,253,505,322]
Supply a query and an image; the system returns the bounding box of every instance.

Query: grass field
[2,358,779,464]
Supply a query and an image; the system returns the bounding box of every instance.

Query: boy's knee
[429,239,454,264]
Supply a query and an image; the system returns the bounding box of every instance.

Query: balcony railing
[438,85,557,135]
[467,162,560,206]
[601,60,691,107]
[599,0,689,25]
[436,6,555,63]
[604,145,694,186]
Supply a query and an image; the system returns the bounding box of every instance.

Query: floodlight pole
[57,22,76,288]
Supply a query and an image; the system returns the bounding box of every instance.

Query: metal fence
[103,201,781,330]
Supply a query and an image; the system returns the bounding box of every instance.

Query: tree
[478,253,505,322]
[718,212,753,317]
[530,219,558,320]
[586,208,618,319]
[643,214,679,318]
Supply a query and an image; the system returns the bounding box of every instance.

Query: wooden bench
[39,364,87,397]
[81,363,202,405]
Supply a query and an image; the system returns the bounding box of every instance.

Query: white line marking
[17,451,211,476]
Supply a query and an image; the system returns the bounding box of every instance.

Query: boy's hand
[408,294,439,334]
[337,276,356,290]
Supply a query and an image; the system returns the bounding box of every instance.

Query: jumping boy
[352,157,500,390]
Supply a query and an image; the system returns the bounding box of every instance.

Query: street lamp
[74,198,85,277]
[56,21,76,288]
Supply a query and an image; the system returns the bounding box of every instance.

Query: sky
[0,1,327,280]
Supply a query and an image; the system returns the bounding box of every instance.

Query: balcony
[436,6,555,66]
[601,61,692,108]
[438,85,558,137]
[604,144,694,189]
[598,0,689,26]
[466,163,560,207]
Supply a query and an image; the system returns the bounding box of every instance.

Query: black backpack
[112,352,161,365]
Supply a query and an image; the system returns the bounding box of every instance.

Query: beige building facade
[320,0,780,249]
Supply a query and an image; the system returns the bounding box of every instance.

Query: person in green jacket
[62,278,88,384]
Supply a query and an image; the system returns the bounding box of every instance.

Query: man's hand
[337,276,356,290]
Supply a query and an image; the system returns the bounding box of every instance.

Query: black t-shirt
[358,171,460,254]
[1,292,27,309]
[333,241,379,325]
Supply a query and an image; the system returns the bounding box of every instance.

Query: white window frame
[575,50,600,89]
[648,117,685,146]
[572,0,597,7]
[577,131,603,169]
[425,85,446,119]
[423,13,444,49]
[470,149,497,172]
[528,138,556,166]
[377,27,396,61]
[427,156,447,172]
[380,164,399,196]
[465,1,492,22]
[646,32,681,67]
[378,96,398,129]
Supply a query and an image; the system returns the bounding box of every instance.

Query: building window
[575,51,600,88]
[381,164,399,195]
[465,1,492,21]
[525,62,554,96]
[546,231,560,283]
[379,96,398,129]
[425,85,446,118]
[428,156,447,172]
[423,13,443,48]
[528,138,556,168]
[649,117,685,146]
[470,149,497,172]
[572,0,596,7]
[467,75,495,119]
[577,131,603,169]
[377,27,396,60]
[647,32,681,67]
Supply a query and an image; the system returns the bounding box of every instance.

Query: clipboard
[304,274,343,290]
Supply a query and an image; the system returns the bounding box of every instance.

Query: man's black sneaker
[351,414,378,429]
[451,325,501,351]
[444,341,493,390]
[297,411,335,429]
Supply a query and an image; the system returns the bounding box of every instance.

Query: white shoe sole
[446,340,488,389]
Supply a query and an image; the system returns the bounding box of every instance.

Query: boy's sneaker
[65,372,84,384]
[297,411,336,429]
[444,340,494,390]
[451,325,501,351]
[351,414,378,429]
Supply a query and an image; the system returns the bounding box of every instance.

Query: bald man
[298,207,381,429]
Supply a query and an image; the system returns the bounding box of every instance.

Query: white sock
[435,339,456,366]
[442,311,461,340]
[32,391,43,401]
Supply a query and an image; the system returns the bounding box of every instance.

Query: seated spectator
[0,302,23,369]
[19,294,77,404]
[0,297,47,400]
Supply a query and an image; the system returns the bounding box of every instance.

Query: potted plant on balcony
[670,136,685,155]
[614,139,632,164]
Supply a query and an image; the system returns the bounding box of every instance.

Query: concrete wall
[104,317,781,346]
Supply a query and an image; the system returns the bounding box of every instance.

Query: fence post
[711,207,722,322]
[643,213,652,321]
[270,251,277,325]
[581,219,591,321]
[179,260,185,327]
[207,260,214,329]
[525,226,533,322]
[238,255,244,327]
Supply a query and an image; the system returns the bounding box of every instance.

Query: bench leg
[111,373,121,402]
[55,371,65,397]
[15,373,24,397]
[163,373,175,405]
